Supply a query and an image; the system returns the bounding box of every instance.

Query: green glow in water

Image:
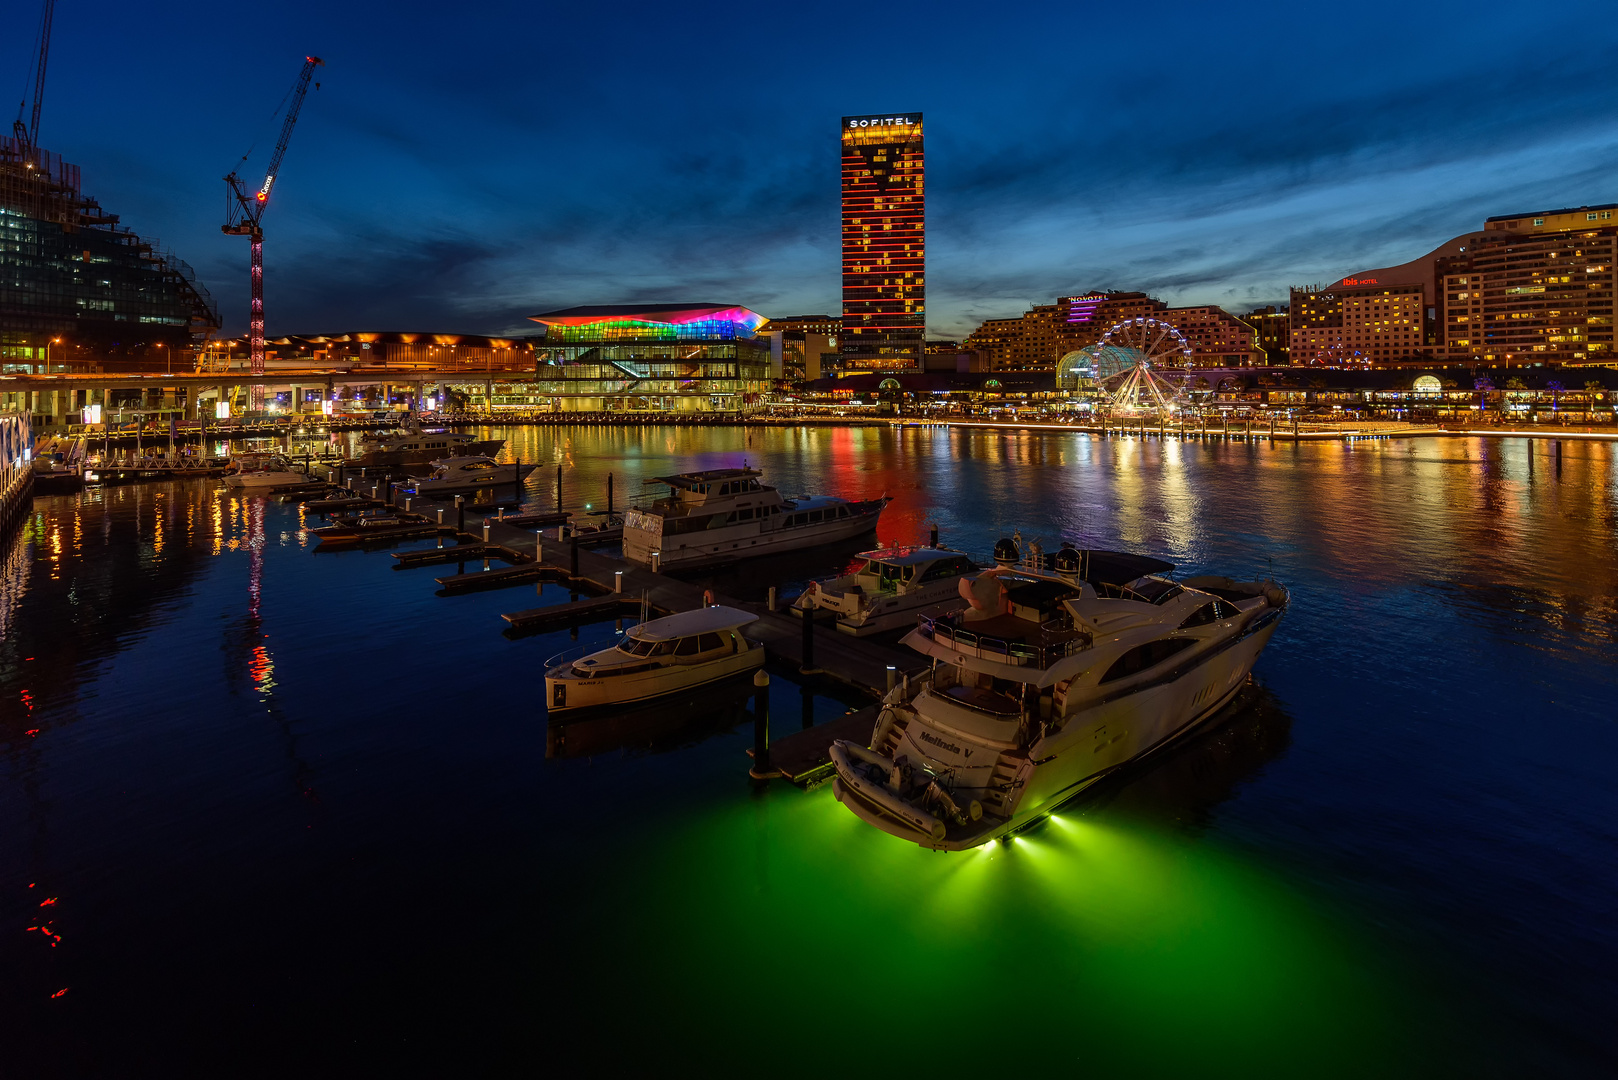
[562,785,1415,1077]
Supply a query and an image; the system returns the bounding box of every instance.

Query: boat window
[787,514,803,527]
[809,510,824,523]
[920,557,969,582]
[737,508,754,521]
[651,640,677,656]
[1179,602,1220,629]
[620,638,656,656]
[719,482,734,495]
[674,636,701,656]
[1214,598,1240,619]
[1132,579,1184,605]
[838,506,850,518]
[697,632,724,652]
[1099,638,1195,684]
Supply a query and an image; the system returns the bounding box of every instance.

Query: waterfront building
[1291,203,1618,369]
[965,291,1260,370]
[1,137,218,374]
[841,113,924,369]
[1244,305,1291,364]
[760,315,840,381]
[528,304,770,414]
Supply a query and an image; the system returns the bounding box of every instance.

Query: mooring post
[614,570,623,593]
[570,534,579,579]
[436,508,444,526]
[650,550,661,573]
[801,608,817,673]
[482,521,491,544]
[606,472,614,515]
[404,497,412,513]
[887,664,897,693]
[749,669,773,778]
[929,523,939,547]
[456,495,465,535]
[535,535,543,564]
[767,585,776,612]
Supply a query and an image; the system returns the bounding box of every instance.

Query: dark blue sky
[20,0,1618,339]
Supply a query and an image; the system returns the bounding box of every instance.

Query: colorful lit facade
[528,304,771,414]
[841,114,924,369]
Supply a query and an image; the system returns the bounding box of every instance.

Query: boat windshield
[861,561,910,589]
[619,638,677,657]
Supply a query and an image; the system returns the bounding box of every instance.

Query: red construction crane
[223,56,323,412]
[11,0,55,156]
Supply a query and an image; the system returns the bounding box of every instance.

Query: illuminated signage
[845,114,920,129]
[1341,277,1379,286]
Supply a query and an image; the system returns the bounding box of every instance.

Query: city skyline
[15,0,1618,341]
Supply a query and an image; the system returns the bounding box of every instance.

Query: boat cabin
[852,546,976,593]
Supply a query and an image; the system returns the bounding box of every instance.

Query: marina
[3,422,1617,1077]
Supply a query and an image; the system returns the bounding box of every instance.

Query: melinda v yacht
[622,467,887,571]
[829,541,1288,850]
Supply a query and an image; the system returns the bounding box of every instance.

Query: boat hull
[624,500,885,571]
[346,439,504,468]
[544,647,764,714]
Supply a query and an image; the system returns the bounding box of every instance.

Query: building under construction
[1,136,219,374]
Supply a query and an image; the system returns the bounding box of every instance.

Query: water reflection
[545,674,756,758]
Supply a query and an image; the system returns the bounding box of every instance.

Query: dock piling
[483,522,491,543]
[749,669,774,779]
[767,586,776,612]
[607,472,613,515]
[614,570,623,593]
[650,551,661,573]
[535,536,543,564]
[886,664,896,693]
[929,523,938,547]
[801,609,819,674]
[456,496,465,535]
[556,464,562,509]
[570,535,579,579]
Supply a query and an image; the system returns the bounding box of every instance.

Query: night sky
[18,0,1618,339]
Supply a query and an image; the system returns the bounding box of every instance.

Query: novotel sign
[845,114,922,129]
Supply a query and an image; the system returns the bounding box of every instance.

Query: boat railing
[915,613,1091,669]
[544,643,603,670]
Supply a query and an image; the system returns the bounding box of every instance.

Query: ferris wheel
[1091,316,1193,413]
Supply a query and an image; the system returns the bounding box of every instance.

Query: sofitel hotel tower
[841,113,924,369]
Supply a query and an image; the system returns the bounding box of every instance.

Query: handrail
[916,613,1091,669]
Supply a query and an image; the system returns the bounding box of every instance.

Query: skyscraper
[841,113,924,369]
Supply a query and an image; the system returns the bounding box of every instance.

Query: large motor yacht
[829,541,1288,850]
[796,544,978,636]
[405,456,537,498]
[544,605,764,714]
[346,416,502,467]
[622,467,887,571]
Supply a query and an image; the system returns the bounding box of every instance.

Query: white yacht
[222,453,302,489]
[830,542,1288,850]
[406,456,538,497]
[623,467,887,571]
[544,605,764,714]
[347,416,502,467]
[796,544,979,636]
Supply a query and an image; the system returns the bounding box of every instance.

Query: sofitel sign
[845,114,921,128]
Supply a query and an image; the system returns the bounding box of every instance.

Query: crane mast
[223,56,323,412]
[12,0,56,155]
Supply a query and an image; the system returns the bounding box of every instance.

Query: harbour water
[3,425,1615,1075]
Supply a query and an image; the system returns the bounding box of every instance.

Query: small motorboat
[544,605,764,714]
[406,455,538,498]
[222,453,303,489]
[796,544,979,635]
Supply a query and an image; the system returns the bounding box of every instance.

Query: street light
[46,336,61,371]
